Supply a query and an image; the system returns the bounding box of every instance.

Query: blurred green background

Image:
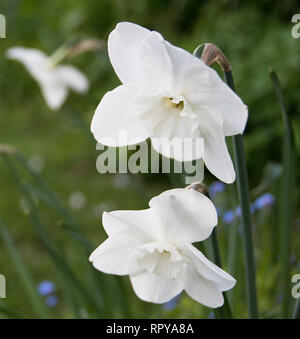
[0,0,299,318]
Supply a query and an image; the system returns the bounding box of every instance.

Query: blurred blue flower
[163,294,181,311]
[223,210,235,224]
[276,293,283,303]
[235,204,255,218]
[290,254,296,265]
[254,193,275,210]
[37,281,55,296]
[45,295,58,308]
[235,206,241,218]
[209,181,226,198]
[208,311,215,319]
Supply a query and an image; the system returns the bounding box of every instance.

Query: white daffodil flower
[91,22,248,183]
[6,47,89,110]
[90,188,236,307]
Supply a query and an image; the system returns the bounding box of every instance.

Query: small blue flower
[45,295,58,308]
[37,281,55,296]
[163,294,181,311]
[254,193,275,210]
[209,181,226,198]
[223,210,235,224]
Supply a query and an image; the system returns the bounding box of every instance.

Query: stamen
[163,97,184,111]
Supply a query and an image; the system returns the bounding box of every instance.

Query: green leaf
[16,154,116,314]
[270,69,296,318]
[0,217,50,318]
[0,301,24,318]
[1,154,105,316]
[224,70,258,319]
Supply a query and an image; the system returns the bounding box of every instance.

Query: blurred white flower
[19,195,39,215]
[6,47,89,110]
[68,191,86,210]
[91,22,248,183]
[28,154,45,172]
[93,201,115,218]
[112,174,131,189]
[19,198,30,215]
[90,188,236,307]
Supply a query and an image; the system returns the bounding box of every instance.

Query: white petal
[204,133,235,184]
[145,38,248,136]
[196,112,235,183]
[90,209,162,275]
[187,71,248,136]
[129,270,184,303]
[91,84,151,146]
[6,47,69,110]
[5,47,48,66]
[138,32,213,95]
[89,237,138,275]
[138,31,247,136]
[138,32,174,92]
[151,137,203,162]
[56,65,89,93]
[6,47,50,85]
[40,83,68,110]
[40,82,68,110]
[108,22,151,84]
[184,262,225,308]
[149,188,218,244]
[102,209,161,242]
[182,243,236,291]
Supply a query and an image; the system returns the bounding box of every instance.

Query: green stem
[210,230,222,267]
[48,46,69,68]
[224,71,258,318]
[210,230,232,319]
[270,69,294,318]
[227,222,239,307]
[292,298,300,319]
[188,183,233,318]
